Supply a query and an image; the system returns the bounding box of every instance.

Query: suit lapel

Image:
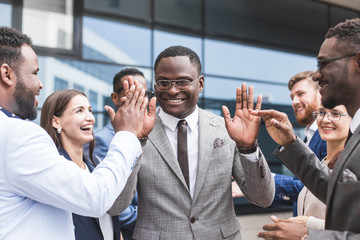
[193,109,217,202]
[149,116,190,190]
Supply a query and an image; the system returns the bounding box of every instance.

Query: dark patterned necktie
[177,120,189,188]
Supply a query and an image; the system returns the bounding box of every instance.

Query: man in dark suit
[256,18,360,239]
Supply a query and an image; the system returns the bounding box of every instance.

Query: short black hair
[0,27,32,73]
[113,68,144,92]
[325,18,360,54]
[154,46,201,75]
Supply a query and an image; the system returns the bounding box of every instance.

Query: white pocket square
[341,168,358,182]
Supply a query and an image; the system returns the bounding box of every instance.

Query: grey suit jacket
[126,108,274,240]
[274,125,360,239]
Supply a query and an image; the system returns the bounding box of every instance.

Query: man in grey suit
[126,45,274,239]
[255,18,360,239]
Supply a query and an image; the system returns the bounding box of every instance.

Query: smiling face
[313,37,358,113]
[154,56,204,119]
[290,78,321,126]
[53,94,95,147]
[12,45,42,120]
[316,105,351,143]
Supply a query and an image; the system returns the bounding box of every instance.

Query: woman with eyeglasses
[288,104,351,230]
[40,90,122,240]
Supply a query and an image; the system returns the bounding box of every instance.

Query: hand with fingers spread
[105,80,147,137]
[138,96,156,138]
[257,215,308,240]
[222,83,262,147]
[250,109,296,147]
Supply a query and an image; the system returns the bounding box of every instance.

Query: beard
[295,104,317,126]
[13,75,38,120]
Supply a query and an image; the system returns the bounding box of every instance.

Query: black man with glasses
[257,18,360,239]
[119,45,275,240]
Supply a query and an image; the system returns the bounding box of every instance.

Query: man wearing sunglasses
[120,45,275,239]
[255,18,360,239]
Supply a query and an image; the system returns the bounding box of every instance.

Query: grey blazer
[274,125,360,239]
[127,108,274,240]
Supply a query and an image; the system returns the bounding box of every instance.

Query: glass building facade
[1,0,359,213]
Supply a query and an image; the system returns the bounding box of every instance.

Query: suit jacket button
[190,217,196,223]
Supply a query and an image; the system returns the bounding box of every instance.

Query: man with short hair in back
[85,68,148,240]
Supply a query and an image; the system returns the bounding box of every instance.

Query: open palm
[222,83,262,147]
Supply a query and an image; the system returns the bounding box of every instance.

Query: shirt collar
[350,108,360,134]
[0,107,20,119]
[158,106,199,132]
[305,121,317,138]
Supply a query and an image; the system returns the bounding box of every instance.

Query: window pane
[22,0,73,49]
[37,56,152,130]
[154,30,203,66]
[204,76,291,105]
[83,16,151,67]
[84,0,150,22]
[204,39,315,84]
[0,2,11,27]
[330,6,359,26]
[205,0,328,53]
[154,0,201,31]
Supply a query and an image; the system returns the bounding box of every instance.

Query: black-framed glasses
[154,77,199,92]
[312,110,349,121]
[317,53,356,72]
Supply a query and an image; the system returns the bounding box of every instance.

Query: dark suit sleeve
[273,137,330,204]
[271,174,303,207]
[309,229,360,239]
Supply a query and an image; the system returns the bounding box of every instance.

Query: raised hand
[105,79,146,137]
[250,109,296,147]
[222,83,262,147]
[138,96,156,138]
[257,215,308,240]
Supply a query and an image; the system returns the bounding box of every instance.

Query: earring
[57,128,61,134]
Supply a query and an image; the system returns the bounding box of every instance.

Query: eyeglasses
[312,110,349,121]
[317,53,356,72]
[154,78,199,92]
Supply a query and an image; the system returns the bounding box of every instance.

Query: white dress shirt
[158,106,199,198]
[0,111,141,240]
[350,108,360,134]
[304,121,317,145]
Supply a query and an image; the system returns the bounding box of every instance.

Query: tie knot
[178,119,187,127]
